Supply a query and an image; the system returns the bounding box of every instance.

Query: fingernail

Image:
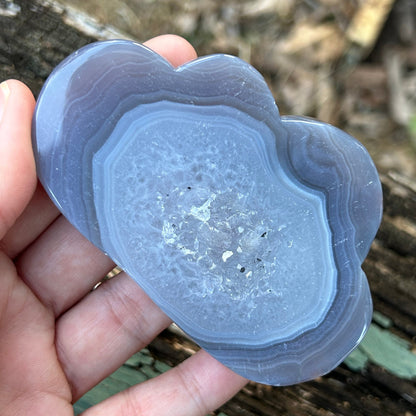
[0,81,11,124]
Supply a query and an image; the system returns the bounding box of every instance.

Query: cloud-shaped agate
[32,40,383,385]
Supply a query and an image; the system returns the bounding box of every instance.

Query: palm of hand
[0,36,246,416]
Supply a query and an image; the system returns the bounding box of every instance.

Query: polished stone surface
[32,40,383,385]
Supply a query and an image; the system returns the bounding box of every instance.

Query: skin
[0,34,247,416]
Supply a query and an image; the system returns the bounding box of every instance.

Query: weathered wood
[1,1,415,415]
[366,173,416,339]
[0,0,127,96]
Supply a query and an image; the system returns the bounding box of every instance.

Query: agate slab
[32,40,383,386]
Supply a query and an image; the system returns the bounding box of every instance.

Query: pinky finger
[80,349,247,416]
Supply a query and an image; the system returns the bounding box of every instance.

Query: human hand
[0,35,247,416]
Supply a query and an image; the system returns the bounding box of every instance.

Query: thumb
[0,80,37,239]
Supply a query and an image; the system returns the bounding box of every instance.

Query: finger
[0,250,73,412]
[0,182,60,258]
[143,34,197,67]
[16,215,115,316]
[81,349,247,416]
[0,80,37,240]
[0,80,61,259]
[55,271,171,400]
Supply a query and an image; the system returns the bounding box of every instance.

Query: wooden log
[1,1,415,415]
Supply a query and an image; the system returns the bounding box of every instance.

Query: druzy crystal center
[93,102,336,343]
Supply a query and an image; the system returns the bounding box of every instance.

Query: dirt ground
[57,0,416,180]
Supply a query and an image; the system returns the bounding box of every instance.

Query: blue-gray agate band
[32,39,383,386]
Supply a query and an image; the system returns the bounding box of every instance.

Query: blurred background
[56,0,416,179]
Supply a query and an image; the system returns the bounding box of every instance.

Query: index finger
[144,34,197,67]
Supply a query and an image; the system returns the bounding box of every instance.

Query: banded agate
[32,40,383,385]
